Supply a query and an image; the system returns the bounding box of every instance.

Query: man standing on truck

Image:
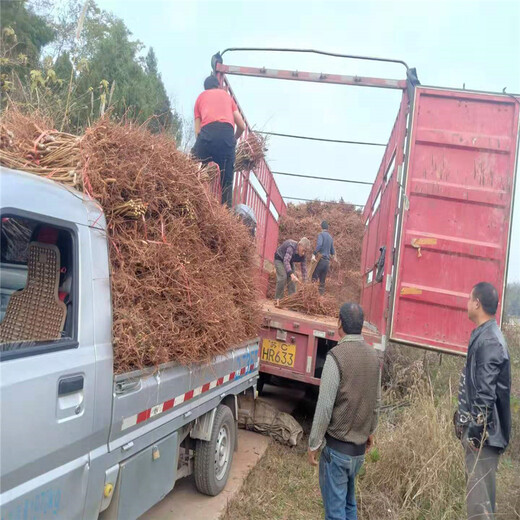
[274,238,311,300]
[311,220,336,294]
[308,303,381,520]
[192,75,246,208]
[454,282,511,520]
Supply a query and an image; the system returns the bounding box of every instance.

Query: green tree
[145,47,159,76]
[1,0,54,102]
[57,4,182,138]
[144,48,182,140]
[52,51,73,82]
[0,0,55,67]
[2,0,182,141]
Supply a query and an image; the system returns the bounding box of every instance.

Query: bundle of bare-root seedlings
[270,200,365,315]
[1,109,262,373]
[234,132,266,172]
[278,284,338,317]
[0,114,82,188]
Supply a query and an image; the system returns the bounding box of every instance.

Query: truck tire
[194,404,236,496]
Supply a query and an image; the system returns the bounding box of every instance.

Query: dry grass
[277,284,339,317]
[81,120,262,372]
[222,440,324,520]
[358,388,520,520]
[503,322,520,461]
[234,133,267,172]
[358,391,465,519]
[0,110,82,187]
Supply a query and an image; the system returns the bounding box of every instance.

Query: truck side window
[0,215,77,357]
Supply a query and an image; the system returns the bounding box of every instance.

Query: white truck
[0,167,260,519]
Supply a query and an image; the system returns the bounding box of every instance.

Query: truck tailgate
[260,300,381,384]
[391,88,519,354]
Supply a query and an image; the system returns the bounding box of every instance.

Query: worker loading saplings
[192,75,246,207]
[311,220,337,295]
[274,237,311,300]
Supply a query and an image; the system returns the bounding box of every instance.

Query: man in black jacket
[455,282,511,519]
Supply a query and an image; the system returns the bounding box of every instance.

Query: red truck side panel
[391,88,519,354]
[216,55,519,371]
[361,92,409,341]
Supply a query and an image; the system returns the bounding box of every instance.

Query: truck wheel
[194,404,235,496]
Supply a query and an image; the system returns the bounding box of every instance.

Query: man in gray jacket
[455,282,511,519]
[308,303,381,520]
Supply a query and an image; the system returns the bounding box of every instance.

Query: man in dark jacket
[455,282,511,519]
[308,303,381,520]
[274,238,311,300]
[311,220,336,294]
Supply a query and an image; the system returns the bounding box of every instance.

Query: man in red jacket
[192,75,246,207]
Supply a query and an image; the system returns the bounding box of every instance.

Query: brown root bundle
[0,109,82,188]
[234,132,266,172]
[2,110,263,373]
[198,162,220,183]
[83,121,262,372]
[278,201,364,309]
[278,284,338,317]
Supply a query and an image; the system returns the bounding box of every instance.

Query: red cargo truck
[215,49,519,386]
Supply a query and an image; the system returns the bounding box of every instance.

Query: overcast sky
[94,0,520,281]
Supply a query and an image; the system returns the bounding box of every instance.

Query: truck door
[390,88,519,354]
[0,170,97,519]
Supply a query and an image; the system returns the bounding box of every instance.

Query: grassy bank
[223,323,520,520]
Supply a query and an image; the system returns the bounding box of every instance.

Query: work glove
[311,254,316,263]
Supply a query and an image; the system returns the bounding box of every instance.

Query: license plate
[261,339,296,368]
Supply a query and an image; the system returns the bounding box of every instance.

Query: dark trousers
[192,122,236,207]
[274,259,296,299]
[312,258,330,294]
[463,432,500,519]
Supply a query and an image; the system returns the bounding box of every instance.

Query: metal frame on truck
[212,48,519,386]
